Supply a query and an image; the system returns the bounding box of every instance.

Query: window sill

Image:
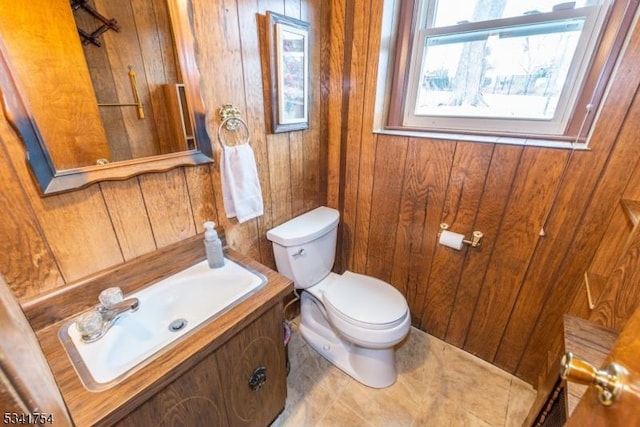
[373,127,590,150]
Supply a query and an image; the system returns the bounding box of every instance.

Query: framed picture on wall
[266,11,310,133]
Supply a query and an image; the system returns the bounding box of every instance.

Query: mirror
[0,0,212,195]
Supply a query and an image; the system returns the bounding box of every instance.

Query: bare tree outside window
[447,0,507,107]
[388,0,636,139]
[414,1,587,121]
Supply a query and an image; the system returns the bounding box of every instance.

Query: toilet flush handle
[292,248,305,259]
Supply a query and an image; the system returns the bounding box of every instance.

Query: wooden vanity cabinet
[115,304,287,427]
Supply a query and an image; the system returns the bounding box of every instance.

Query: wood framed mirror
[0,0,212,195]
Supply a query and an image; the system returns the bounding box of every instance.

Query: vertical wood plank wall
[2,0,640,389]
[333,0,640,385]
[0,1,327,307]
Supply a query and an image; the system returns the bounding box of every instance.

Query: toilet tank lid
[267,206,339,246]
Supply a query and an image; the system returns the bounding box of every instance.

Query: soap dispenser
[203,221,224,268]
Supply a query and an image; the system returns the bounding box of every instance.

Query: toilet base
[299,291,398,389]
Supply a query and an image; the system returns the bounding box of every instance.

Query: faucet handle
[99,287,123,308]
[75,309,103,341]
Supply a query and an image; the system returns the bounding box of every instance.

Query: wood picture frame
[266,12,310,133]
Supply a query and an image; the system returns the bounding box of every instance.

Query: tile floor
[271,319,536,427]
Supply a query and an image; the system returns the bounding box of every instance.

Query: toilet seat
[322,271,408,330]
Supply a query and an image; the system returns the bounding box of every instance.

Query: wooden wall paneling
[463,147,569,363]
[496,80,637,378]
[398,139,456,325]
[446,144,523,347]
[99,179,157,260]
[0,130,64,300]
[589,226,640,329]
[191,0,260,259]
[21,188,124,283]
[237,1,274,267]
[495,27,640,376]
[0,0,329,316]
[325,0,346,211]
[184,165,219,234]
[340,0,369,273]
[1,108,124,283]
[516,87,640,383]
[130,0,177,155]
[565,199,635,323]
[389,138,446,299]
[494,149,609,373]
[191,1,242,248]
[587,204,635,280]
[515,29,640,377]
[262,0,293,234]
[75,2,131,162]
[284,0,306,219]
[352,0,387,277]
[138,168,197,248]
[579,160,640,313]
[265,138,292,230]
[587,158,640,281]
[420,142,493,339]
[97,0,161,159]
[0,0,111,169]
[289,132,305,217]
[365,135,408,284]
[301,0,325,214]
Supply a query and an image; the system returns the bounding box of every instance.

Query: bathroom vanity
[28,235,293,426]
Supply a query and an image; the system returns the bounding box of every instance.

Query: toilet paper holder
[438,223,484,248]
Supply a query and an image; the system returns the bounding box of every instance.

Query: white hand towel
[220,143,264,223]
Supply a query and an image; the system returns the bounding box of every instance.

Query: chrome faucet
[98,297,140,322]
[75,287,140,343]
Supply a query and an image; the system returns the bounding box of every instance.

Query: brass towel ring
[217,104,250,148]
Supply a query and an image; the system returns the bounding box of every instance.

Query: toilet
[266,206,410,388]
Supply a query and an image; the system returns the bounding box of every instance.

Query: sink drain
[168,318,188,332]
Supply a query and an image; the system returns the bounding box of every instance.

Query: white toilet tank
[266,206,340,289]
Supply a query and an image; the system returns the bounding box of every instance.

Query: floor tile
[272,321,536,427]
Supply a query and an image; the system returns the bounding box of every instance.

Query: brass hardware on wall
[584,272,595,310]
[97,66,145,119]
[219,104,242,131]
[217,104,250,148]
[438,223,484,248]
[71,0,120,47]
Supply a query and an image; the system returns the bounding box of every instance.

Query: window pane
[431,0,596,27]
[415,18,584,120]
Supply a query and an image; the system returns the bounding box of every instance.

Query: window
[383,0,638,144]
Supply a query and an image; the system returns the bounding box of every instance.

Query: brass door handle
[560,351,628,406]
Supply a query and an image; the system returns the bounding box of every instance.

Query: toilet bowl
[266,206,410,388]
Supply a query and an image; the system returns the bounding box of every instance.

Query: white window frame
[374,0,635,148]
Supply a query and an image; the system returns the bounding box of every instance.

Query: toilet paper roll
[439,230,465,250]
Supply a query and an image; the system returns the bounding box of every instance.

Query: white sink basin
[59,258,266,390]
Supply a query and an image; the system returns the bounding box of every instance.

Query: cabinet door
[216,305,287,427]
[116,349,228,427]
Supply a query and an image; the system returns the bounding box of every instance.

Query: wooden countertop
[33,237,293,426]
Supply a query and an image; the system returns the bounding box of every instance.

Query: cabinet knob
[560,351,628,406]
[248,366,267,391]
